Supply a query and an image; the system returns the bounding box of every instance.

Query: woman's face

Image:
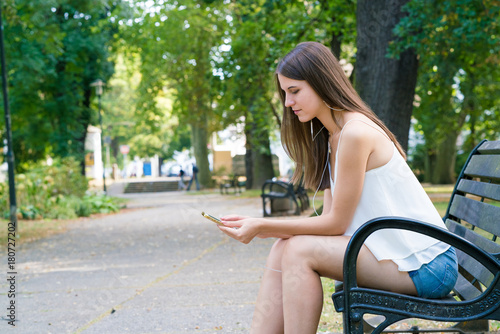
[278,73,326,123]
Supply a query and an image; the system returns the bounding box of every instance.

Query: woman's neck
[318,112,344,136]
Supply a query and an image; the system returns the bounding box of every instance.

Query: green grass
[433,201,450,216]
[319,278,343,332]
[422,184,455,193]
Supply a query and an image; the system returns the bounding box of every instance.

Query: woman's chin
[296,115,311,123]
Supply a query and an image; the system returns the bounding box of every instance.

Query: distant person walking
[186,163,200,191]
[178,168,186,190]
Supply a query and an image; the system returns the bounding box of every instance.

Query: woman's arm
[219,126,373,243]
[320,187,332,217]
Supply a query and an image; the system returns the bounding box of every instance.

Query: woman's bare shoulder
[339,119,375,146]
[336,125,373,163]
[340,117,394,169]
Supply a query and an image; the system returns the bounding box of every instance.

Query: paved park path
[1,191,278,334]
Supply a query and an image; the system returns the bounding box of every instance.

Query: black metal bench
[332,139,500,333]
[218,175,243,195]
[261,179,309,217]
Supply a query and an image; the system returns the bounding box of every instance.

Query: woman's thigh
[282,235,417,296]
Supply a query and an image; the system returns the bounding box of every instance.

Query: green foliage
[8,0,496,187]
[1,0,125,170]
[121,0,232,185]
[83,194,123,214]
[0,0,357,178]
[0,157,124,220]
[390,0,500,182]
[117,1,357,186]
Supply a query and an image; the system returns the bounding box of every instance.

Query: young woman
[218,42,458,334]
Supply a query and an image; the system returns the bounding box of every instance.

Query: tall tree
[391,0,500,183]
[222,2,282,188]
[123,0,227,187]
[356,0,419,152]
[1,0,122,174]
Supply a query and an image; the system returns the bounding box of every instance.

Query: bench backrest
[444,140,500,301]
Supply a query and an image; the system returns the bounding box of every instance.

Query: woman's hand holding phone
[201,212,224,226]
[202,213,290,243]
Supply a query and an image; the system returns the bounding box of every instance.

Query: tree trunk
[330,29,342,59]
[244,123,254,190]
[190,116,211,188]
[423,148,433,184]
[252,128,275,189]
[77,86,92,176]
[431,133,459,184]
[356,0,419,152]
[244,116,275,190]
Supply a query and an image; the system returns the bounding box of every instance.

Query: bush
[84,194,123,214]
[76,199,93,217]
[0,157,125,220]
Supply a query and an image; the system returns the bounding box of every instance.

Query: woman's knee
[281,235,350,280]
[266,238,289,270]
[281,235,317,268]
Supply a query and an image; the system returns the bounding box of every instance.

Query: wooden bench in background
[332,139,500,333]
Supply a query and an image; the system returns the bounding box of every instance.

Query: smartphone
[201,212,224,226]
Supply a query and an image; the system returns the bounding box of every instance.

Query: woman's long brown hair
[276,42,406,190]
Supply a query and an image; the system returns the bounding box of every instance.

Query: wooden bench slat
[453,273,482,300]
[455,248,495,287]
[478,140,500,154]
[464,155,500,180]
[457,179,500,201]
[446,219,500,254]
[449,195,500,236]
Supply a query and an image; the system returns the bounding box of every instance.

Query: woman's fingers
[220,219,242,228]
[220,214,249,221]
[218,220,259,244]
[218,226,249,244]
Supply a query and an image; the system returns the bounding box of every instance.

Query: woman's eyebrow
[287,85,298,90]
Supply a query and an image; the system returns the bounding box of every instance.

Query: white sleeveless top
[329,119,449,271]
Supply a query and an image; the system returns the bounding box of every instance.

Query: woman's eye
[290,90,299,95]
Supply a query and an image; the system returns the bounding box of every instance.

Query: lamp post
[90,79,106,194]
[0,6,17,230]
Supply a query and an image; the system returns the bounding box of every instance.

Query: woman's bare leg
[280,235,347,334]
[280,235,417,334]
[251,239,287,334]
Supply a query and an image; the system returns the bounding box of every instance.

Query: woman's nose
[285,96,294,107]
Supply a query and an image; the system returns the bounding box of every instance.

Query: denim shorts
[408,247,458,299]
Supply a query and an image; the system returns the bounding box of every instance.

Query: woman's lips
[293,109,300,114]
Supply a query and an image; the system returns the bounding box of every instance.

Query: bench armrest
[261,179,293,195]
[336,217,500,333]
